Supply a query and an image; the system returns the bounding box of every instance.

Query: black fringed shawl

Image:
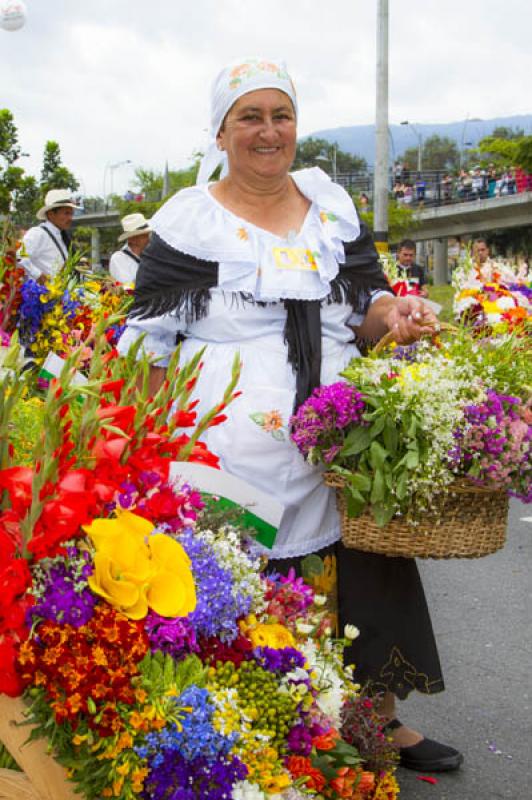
[130,221,391,408]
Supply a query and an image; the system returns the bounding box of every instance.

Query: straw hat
[118,213,152,242]
[36,189,81,221]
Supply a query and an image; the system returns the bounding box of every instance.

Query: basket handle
[372,322,458,355]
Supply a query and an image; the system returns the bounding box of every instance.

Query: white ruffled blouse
[118,168,384,559]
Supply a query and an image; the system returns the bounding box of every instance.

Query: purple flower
[253,646,306,674]
[287,723,313,755]
[290,382,366,460]
[145,613,199,659]
[29,548,96,628]
[450,389,531,500]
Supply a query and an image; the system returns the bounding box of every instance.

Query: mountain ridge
[305,114,532,166]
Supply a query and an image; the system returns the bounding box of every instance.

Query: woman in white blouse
[118,58,462,773]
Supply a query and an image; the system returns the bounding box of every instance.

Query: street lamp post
[373,0,389,248]
[103,159,132,211]
[400,121,422,172]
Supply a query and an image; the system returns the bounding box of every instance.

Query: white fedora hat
[118,212,153,242]
[36,189,81,221]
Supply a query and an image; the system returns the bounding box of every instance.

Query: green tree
[358,199,417,243]
[40,140,79,194]
[0,109,24,214]
[292,137,366,173]
[490,126,525,141]
[11,175,40,226]
[478,135,532,172]
[402,135,460,172]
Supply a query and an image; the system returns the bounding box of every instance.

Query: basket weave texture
[325,473,509,559]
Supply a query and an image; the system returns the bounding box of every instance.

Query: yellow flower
[84,511,196,620]
[248,622,295,650]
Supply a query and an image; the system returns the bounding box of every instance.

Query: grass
[427,284,454,322]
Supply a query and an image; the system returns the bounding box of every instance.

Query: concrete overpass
[74,191,532,282]
[411,191,532,282]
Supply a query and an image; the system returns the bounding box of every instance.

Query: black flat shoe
[384,718,464,772]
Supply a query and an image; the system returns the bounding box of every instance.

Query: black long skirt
[267,541,444,700]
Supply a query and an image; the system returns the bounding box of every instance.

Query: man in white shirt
[20,189,80,281]
[109,213,152,285]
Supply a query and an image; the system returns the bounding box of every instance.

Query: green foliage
[478,134,532,172]
[358,198,417,243]
[491,125,525,140]
[0,109,20,164]
[293,137,366,173]
[402,134,460,172]
[40,140,79,194]
[139,651,206,698]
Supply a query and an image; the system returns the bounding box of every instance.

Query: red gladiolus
[0,636,26,697]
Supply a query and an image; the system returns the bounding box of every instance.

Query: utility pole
[373,0,389,250]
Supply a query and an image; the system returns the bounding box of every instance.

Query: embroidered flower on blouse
[320,210,339,224]
[237,227,249,241]
[249,410,286,440]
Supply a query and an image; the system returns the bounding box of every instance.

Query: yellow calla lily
[83,512,196,620]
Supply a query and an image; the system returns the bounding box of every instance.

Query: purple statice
[450,389,531,501]
[391,341,423,362]
[28,547,96,628]
[179,531,250,642]
[145,612,199,660]
[290,381,366,462]
[253,646,306,674]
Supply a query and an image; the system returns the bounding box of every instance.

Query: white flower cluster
[201,526,267,614]
[299,638,346,726]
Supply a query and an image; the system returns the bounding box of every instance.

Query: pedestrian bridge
[411,190,532,241]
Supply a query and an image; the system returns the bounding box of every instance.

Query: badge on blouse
[273,247,319,272]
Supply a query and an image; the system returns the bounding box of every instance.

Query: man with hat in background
[109,213,152,285]
[20,189,80,281]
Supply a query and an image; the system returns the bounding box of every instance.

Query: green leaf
[369,440,388,469]
[383,418,399,454]
[249,412,266,425]
[369,415,386,438]
[372,502,396,527]
[271,429,286,441]
[340,425,372,456]
[405,449,419,469]
[346,492,366,517]
[407,415,418,437]
[348,472,371,493]
[370,469,385,503]
[395,470,408,500]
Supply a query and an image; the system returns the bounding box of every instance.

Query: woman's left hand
[386,296,439,344]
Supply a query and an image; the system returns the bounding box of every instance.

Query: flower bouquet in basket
[0,332,399,800]
[452,251,531,332]
[291,325,531,559]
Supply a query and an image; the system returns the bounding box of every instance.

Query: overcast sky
[2,0,531,196]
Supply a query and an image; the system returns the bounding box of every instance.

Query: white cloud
[1,0,530,195]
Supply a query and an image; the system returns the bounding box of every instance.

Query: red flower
[0,636,25,696]
[286,755,327,792]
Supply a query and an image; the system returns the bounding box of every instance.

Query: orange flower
[312,728,340,751]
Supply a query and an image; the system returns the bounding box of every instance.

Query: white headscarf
[196,57,298,185]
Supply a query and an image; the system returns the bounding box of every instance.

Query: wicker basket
[325,473,509,559]
[0,695,77,800]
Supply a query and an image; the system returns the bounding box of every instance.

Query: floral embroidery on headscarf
[229,59,292,90]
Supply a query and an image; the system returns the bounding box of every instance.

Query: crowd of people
[391,162,532,207]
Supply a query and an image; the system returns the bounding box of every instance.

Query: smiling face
[216,88,297,181]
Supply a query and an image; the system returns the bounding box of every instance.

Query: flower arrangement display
[0,223,26,345]
[0,332,399,800]
[17,256,132,364]
[453,251,531,331]
[291,327,531,527]
[379,252,422,297]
